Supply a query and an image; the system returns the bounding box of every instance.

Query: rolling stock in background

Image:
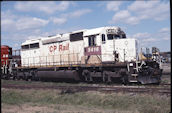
[1,26,163,84]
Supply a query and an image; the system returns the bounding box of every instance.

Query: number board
[106,29,115,34]
[84,46,101,56]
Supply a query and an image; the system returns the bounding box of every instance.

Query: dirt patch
[2,104,55,113]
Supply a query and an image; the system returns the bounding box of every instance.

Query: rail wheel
[16,75,20,80]
[25,76,29,81]
[82,70,93,83]
[5,75,10,80]
[31,71,39,81]
[12,76,16,80]
[103,71,112,84]
[121,75,129,85]
[121,71,129,85]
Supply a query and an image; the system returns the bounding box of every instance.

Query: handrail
[3,53,136,68]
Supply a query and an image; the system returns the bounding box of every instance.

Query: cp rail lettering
[49,45,57,52]
[59,43,69,51]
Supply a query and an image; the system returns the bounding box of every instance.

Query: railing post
[33,57,35,67]
[53,55,54,66]
[46,56,47,66]
[40,56,41,67]
[124,49,125,62]
[77,53,78,64]
[68,54,70,65]
[60,54,61,65]
[28,57,29,67]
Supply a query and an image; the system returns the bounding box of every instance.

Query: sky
[1,0,171,52]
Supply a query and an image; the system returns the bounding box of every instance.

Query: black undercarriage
[1,61,162,85]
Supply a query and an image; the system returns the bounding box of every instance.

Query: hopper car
[1,26,162,84]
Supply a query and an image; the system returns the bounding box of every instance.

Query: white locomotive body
[21,26,138,67]
[11,26,161,84]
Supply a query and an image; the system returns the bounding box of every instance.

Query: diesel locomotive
[1,26,162,84]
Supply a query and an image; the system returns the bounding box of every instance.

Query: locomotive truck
[1,26,162,84]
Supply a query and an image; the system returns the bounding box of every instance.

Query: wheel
[82,70,92,83]
[5,75,10,80]
[12,76,16,80]
[16,76,20,80]
[25,76,29,81]
[102,75,107,82]
[103,71,111,84]
[122,76,128,85]
[107,76,112,83]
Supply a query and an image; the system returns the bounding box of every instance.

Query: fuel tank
[37,69,80,81]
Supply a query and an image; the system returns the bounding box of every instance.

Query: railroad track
[2,84,171,96]
[160,83,171,86]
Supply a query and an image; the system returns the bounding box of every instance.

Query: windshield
[107,34,120,40]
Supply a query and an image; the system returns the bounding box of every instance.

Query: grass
[1,88,171,113]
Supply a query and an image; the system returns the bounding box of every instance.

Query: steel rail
[2,84,170,96]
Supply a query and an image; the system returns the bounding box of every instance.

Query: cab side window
[88,35,96,46]
[102,34,106,44]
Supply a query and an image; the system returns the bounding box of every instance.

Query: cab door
[101,33,115,62]
[84,35,102,64]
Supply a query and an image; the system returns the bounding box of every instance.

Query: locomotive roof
[21,38,42,45]
[21,26,124,45]
[83,26,121,37]
[41,33,70,45]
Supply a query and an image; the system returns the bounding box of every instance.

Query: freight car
[1,45,12,65]
[1,45,13,79]
[1,46,21,79]
[1,26,162,84]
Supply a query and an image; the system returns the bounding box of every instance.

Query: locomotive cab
[83,27,138,64]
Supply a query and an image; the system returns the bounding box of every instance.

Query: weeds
[1,89,170,113]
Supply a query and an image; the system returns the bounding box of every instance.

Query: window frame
[107,34,121,40]
[21,44,29,50]
[30,43,39,48]
[70,32,83,42]
[88,35,96,46]
[21,42,39,50]
[101,34,106,44]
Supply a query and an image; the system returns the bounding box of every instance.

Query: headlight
[129,63,133,66]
